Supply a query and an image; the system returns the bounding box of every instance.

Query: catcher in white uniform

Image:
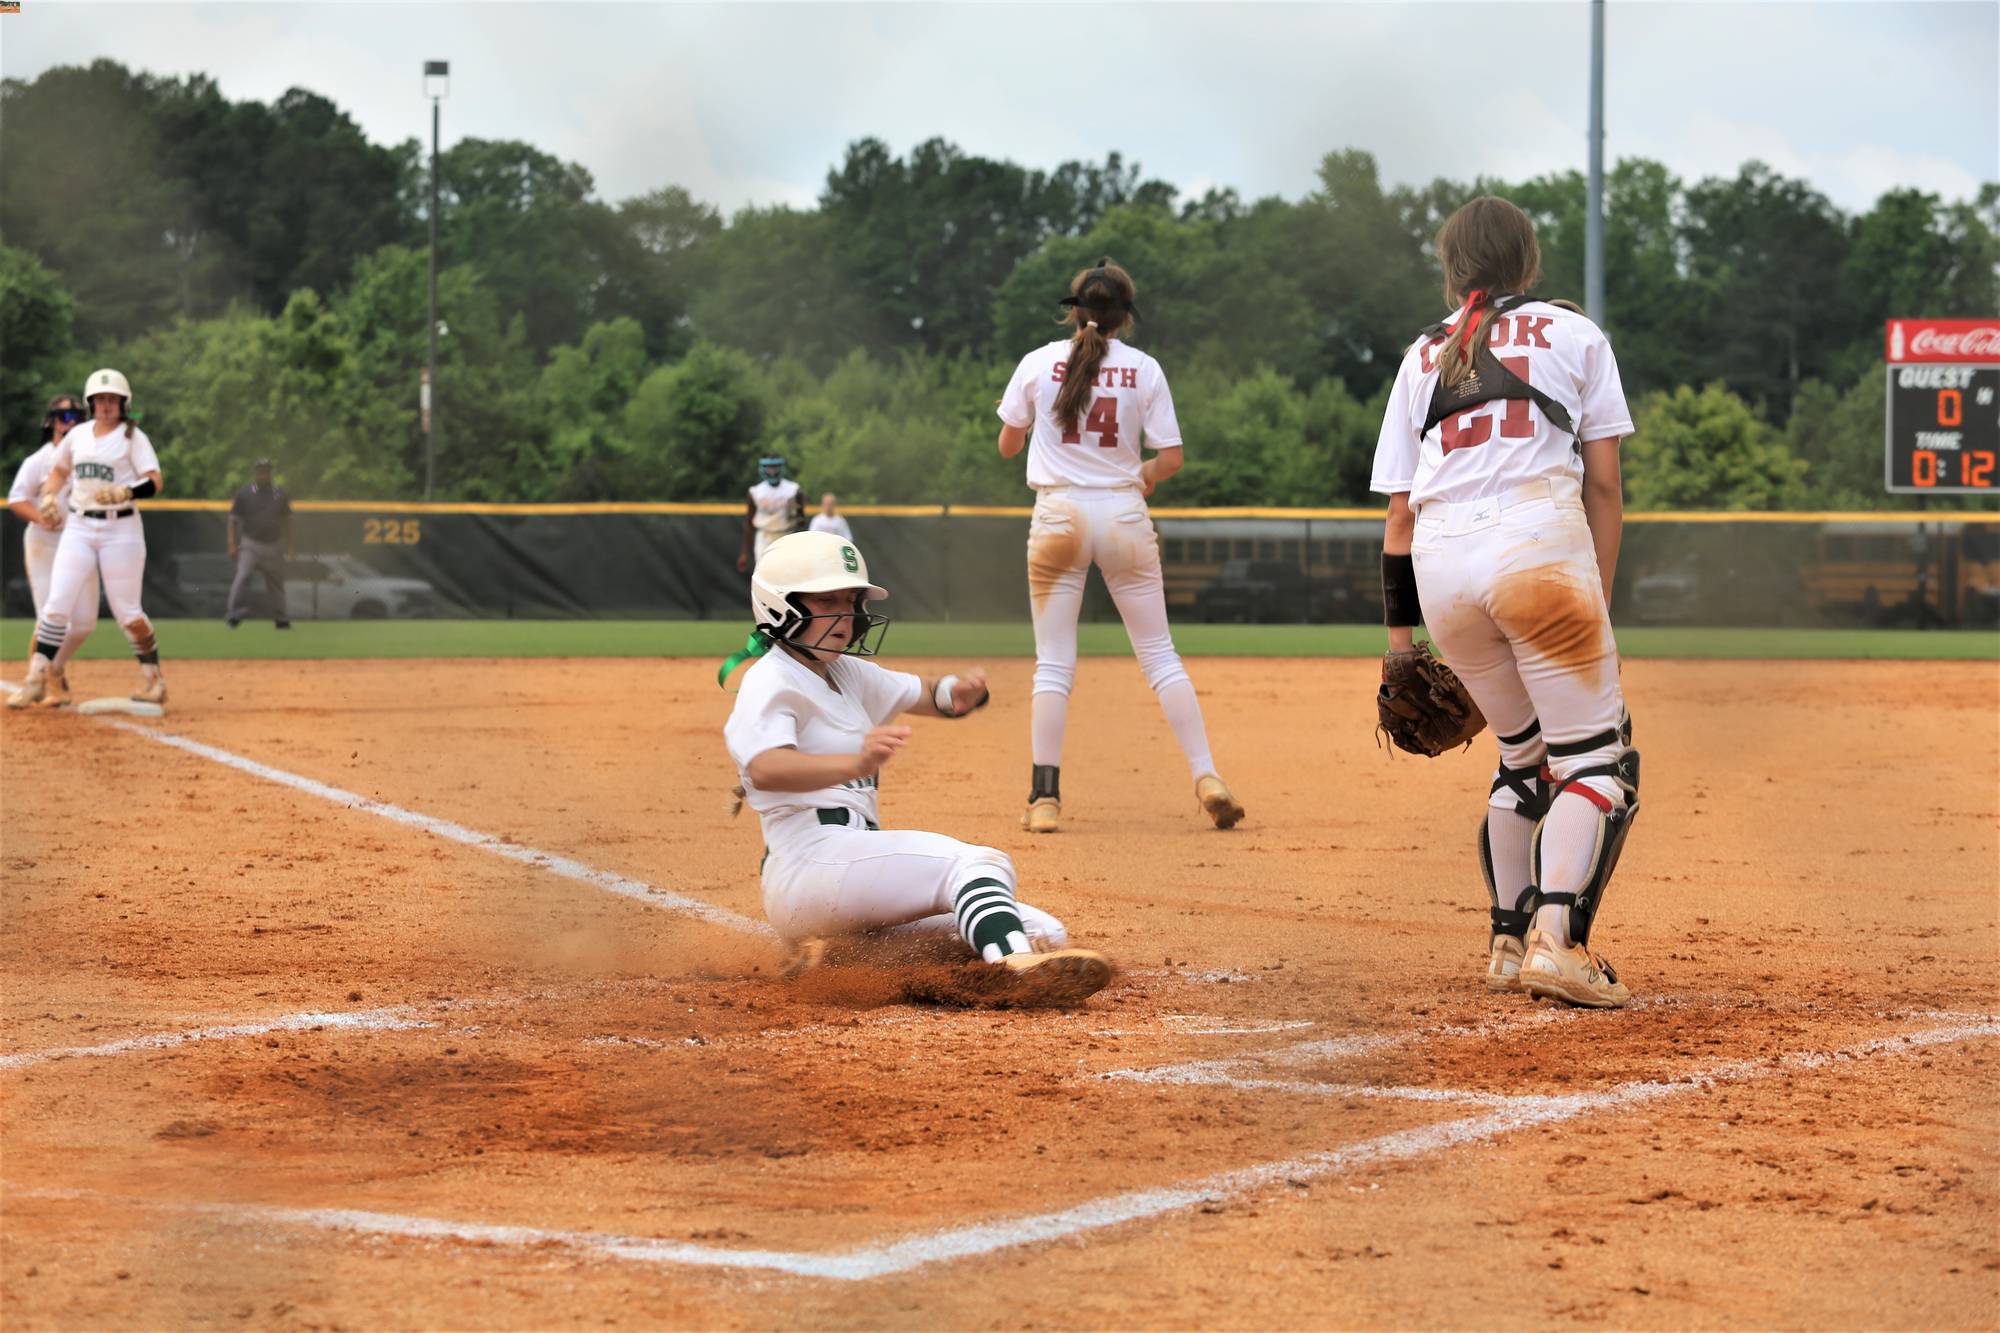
[737,455,804,572]
[8,369,168,709]
[723,530,1113,1003]
[996,259,1243,835]
[6,395,100,706]
[1371,197,1639,1008]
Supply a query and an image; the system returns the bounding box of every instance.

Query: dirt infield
[2,655,1995,1330]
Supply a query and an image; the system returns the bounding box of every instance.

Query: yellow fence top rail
[138,499,2000,523]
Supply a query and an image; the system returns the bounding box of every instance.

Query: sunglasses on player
[51,408,84,424]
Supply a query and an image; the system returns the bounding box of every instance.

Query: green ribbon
[717,629,773,688]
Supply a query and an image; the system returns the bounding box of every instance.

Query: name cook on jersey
[1418,313,1558,373]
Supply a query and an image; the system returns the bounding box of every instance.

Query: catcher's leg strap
[1532,746,1641,948]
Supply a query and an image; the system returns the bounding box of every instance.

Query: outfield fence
[4,503,1997,629]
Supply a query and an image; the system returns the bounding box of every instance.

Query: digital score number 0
[1884,319,2000,495]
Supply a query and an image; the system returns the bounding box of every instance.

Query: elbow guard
[1383,552,1422,627]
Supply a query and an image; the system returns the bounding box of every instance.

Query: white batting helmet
[750,531,890,653]
[84,368,132,402]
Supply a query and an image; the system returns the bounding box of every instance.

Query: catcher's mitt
[1376,643,1486,757]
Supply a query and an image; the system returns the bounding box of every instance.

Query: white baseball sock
[1030,691,1069,769]
[1157,679,1216,779]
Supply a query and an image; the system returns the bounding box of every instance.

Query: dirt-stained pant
[1411,476,1627,801]
[227,536,288,622]
[38,513,147,646]
[23,529,99,669]
[1026,487,1215,776]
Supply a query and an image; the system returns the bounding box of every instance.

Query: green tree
[623,340,764,499]
[0,246,86,464]
[1622,383,1808,509]
[527,318,648,500]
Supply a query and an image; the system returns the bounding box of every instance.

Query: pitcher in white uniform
[1370,196,1640,1008]
[996,259,1243,835]
[8,369,168,709]
[722,530,1114,1004]
[5,395,100,707]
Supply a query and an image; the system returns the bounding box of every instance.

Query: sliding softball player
[1371,196,1639,1008]
[8,369,168,709]
[996,259,1243,835]
[5,395,99,707]
[722,530,1113,1003]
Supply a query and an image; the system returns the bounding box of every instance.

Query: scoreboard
[1884,318,2000,494]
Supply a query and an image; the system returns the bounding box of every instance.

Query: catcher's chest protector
[1420,295,1580,442]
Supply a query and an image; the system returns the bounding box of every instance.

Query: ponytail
[1436,289,1504,389]
[1052,258,1139,433]
[1055,322,1112,434]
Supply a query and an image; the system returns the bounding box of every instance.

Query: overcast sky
[5,2,1995,216]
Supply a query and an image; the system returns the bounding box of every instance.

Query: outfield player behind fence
[8,369,168,710]
[997,258,1244,835]
[738,455,804,572]
[720,530,1114,1004]
[5,395,99,707]
[807,492,852,540]
[226,458,294,628]
[1371,196,1641,1009]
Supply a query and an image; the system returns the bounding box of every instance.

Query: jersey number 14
[1061,396,1120,448]
[1441,356,1535,453]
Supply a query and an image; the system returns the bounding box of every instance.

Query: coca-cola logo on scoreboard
[1886,319,2000,364]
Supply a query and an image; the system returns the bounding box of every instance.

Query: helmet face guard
[770,590,890,660]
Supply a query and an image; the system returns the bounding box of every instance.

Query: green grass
[5,617,1996,661]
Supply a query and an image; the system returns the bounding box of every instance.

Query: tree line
[4,59,1996,509]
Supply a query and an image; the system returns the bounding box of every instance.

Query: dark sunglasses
[52,408,84,424]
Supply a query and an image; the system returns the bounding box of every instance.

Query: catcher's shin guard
[1478,815,1532,941]
[1531,744,1640,949]
[1481,755,1546,940]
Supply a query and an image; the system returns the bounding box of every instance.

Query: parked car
[171,552,437,620]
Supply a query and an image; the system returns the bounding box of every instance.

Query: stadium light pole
[424,60,449,501]
[1585,0,1605,325]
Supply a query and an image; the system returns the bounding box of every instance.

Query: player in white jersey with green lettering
[6,394,100,707]
[997,259,1243,835]
[722,530,1113,1003]
[737,455,804,572]
[1370,197,1639,1008]
[8,369,169,709]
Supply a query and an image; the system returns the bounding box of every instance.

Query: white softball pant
[38,514,147,643]
[1027,488,1193,700]
[24,530,100,662]
[1411,476,1627,800]
[761,820,1067,950]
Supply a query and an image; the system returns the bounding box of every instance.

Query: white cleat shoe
[1521,929,1631,1009]
[1485,933,1526,992]
[779,937,828,979]
[131,677,167,706]
[998,948,1112,1004]
[1022,797,1061,834]
[6,675,47,709]
[44,670,72,708]
[1195,774,1245,829]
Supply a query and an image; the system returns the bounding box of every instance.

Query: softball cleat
[1195,774,1245,829]
[45,669,72,707]
[6,675,46,709]
[1520,929,1630,1009]
[998,947,1112,1004]
[778,937,828,979]
[1485,934,1526,992]
[1022,797,1061,834]
[131,677,167,706]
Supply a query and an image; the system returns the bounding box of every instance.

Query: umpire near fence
[226,458,295,628]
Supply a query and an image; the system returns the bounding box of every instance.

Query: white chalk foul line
[96,719,768,938]
[0,1007,432,1072]
[14,1018,1993,1283]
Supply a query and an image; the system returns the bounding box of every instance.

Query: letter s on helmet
[750,532,888,638]
[85,368,133,402]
